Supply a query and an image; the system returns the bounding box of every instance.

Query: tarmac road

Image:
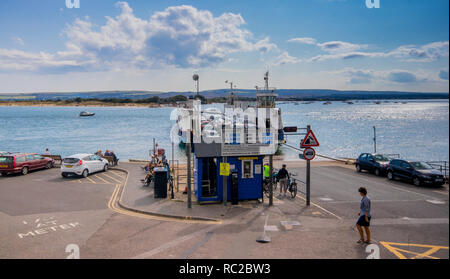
[0,163,448,259]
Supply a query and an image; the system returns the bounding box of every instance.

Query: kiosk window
[242,160,253,179]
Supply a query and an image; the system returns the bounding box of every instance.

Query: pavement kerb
[110,167,222,224]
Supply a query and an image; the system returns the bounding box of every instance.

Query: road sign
[220,163,230,176]
[301,130,319,148]
[303,148,316,161]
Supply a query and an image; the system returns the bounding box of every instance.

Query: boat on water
[79,111,95,117]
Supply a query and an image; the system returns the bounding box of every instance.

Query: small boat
[79,111,95,117]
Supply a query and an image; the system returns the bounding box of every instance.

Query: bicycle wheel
[264,184,271,198]
[291,183,297,198]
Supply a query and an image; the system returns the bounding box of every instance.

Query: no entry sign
[302,147,316,161]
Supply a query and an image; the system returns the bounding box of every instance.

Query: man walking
[356,187,372,244]
[277,164,290,197]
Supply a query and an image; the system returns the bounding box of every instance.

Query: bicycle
[287,178,298,198]
[263,173,278,198]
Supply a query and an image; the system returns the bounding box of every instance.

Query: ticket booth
[194,155,264,203]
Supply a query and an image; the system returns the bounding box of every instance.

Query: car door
[95,155,104,171]
[26,154,37,170]
[366,154,375,172]
[34,154,46,168]
[83,156,94,173]
[359,154,368,170]
[400,162,414,181]
[89,155,101,172]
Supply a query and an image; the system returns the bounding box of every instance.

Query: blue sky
[0,0,448,93]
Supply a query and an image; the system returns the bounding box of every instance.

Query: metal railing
[426,161,449,179]
[383,153,401,159]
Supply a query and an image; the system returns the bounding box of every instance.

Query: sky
[0,0,448,93]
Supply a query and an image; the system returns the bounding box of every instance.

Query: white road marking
[264,225,279,232]
[132,226,213,259]
[426,199,446,205]
[281,221,301,226]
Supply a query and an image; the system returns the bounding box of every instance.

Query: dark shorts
[357,215,371,227]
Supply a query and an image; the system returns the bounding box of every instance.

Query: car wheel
[1,172,7,176]
[413,177,421,186]
[22,167,29,175]
[374,168,380,176]
[356,164,361,172]
[387,171,394,180]
[82,169,89,178]
[103,164,108,172]
[46,162,53,169]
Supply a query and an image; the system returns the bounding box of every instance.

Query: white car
[61,154,108,178]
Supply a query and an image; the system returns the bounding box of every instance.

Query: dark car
[387,159,445,186]
[356,153,391,176]
[0,153,54,176]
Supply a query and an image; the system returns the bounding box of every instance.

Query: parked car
[387,159,445,186]
[0,153,54,176]
[61,154,109,178]
[356,153,391,176]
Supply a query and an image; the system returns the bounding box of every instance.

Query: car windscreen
[374,155,390,162]
[0,156,13,163]
[63,158,80,164]
[411,162,433,170]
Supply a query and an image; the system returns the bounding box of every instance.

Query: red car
[0,153,54,176]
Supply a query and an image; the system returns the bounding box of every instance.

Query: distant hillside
[0,89,448,101]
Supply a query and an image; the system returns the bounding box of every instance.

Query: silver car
[61,153,108,178]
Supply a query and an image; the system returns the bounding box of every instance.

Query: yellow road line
[93,174,113,184]
[109,171,125,178]
[102,172,123,183]
[106,178,221,224]
[412,247,441,259]
[86,176,96,184]
[380,241,448,259]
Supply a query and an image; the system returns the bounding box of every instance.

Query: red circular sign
[303,147,316,161]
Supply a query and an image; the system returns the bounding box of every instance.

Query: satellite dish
[193,74,199,81]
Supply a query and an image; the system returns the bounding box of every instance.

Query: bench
[42,154,62,165]
[101,155,117,166]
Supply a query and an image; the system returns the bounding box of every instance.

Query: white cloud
[327,67,444,85]
[273,51,301,66]
[287,37,317,45]
[288,36,449,63]
[316,41,368,53]
[0,2,278,73]
[14,37,25,46]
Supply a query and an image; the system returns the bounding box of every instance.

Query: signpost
[282,125,319,207]
[300,130,319,148]
[303,126,319,206]
[302,147,316,161]
[220,160,229,206]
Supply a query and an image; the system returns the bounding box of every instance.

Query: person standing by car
[43,148,51,155]
[111,151,119,166]
[277,164,290,197]
[356,187,372,244]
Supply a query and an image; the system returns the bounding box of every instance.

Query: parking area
[281,163,449,259]
[0,161,448,259]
